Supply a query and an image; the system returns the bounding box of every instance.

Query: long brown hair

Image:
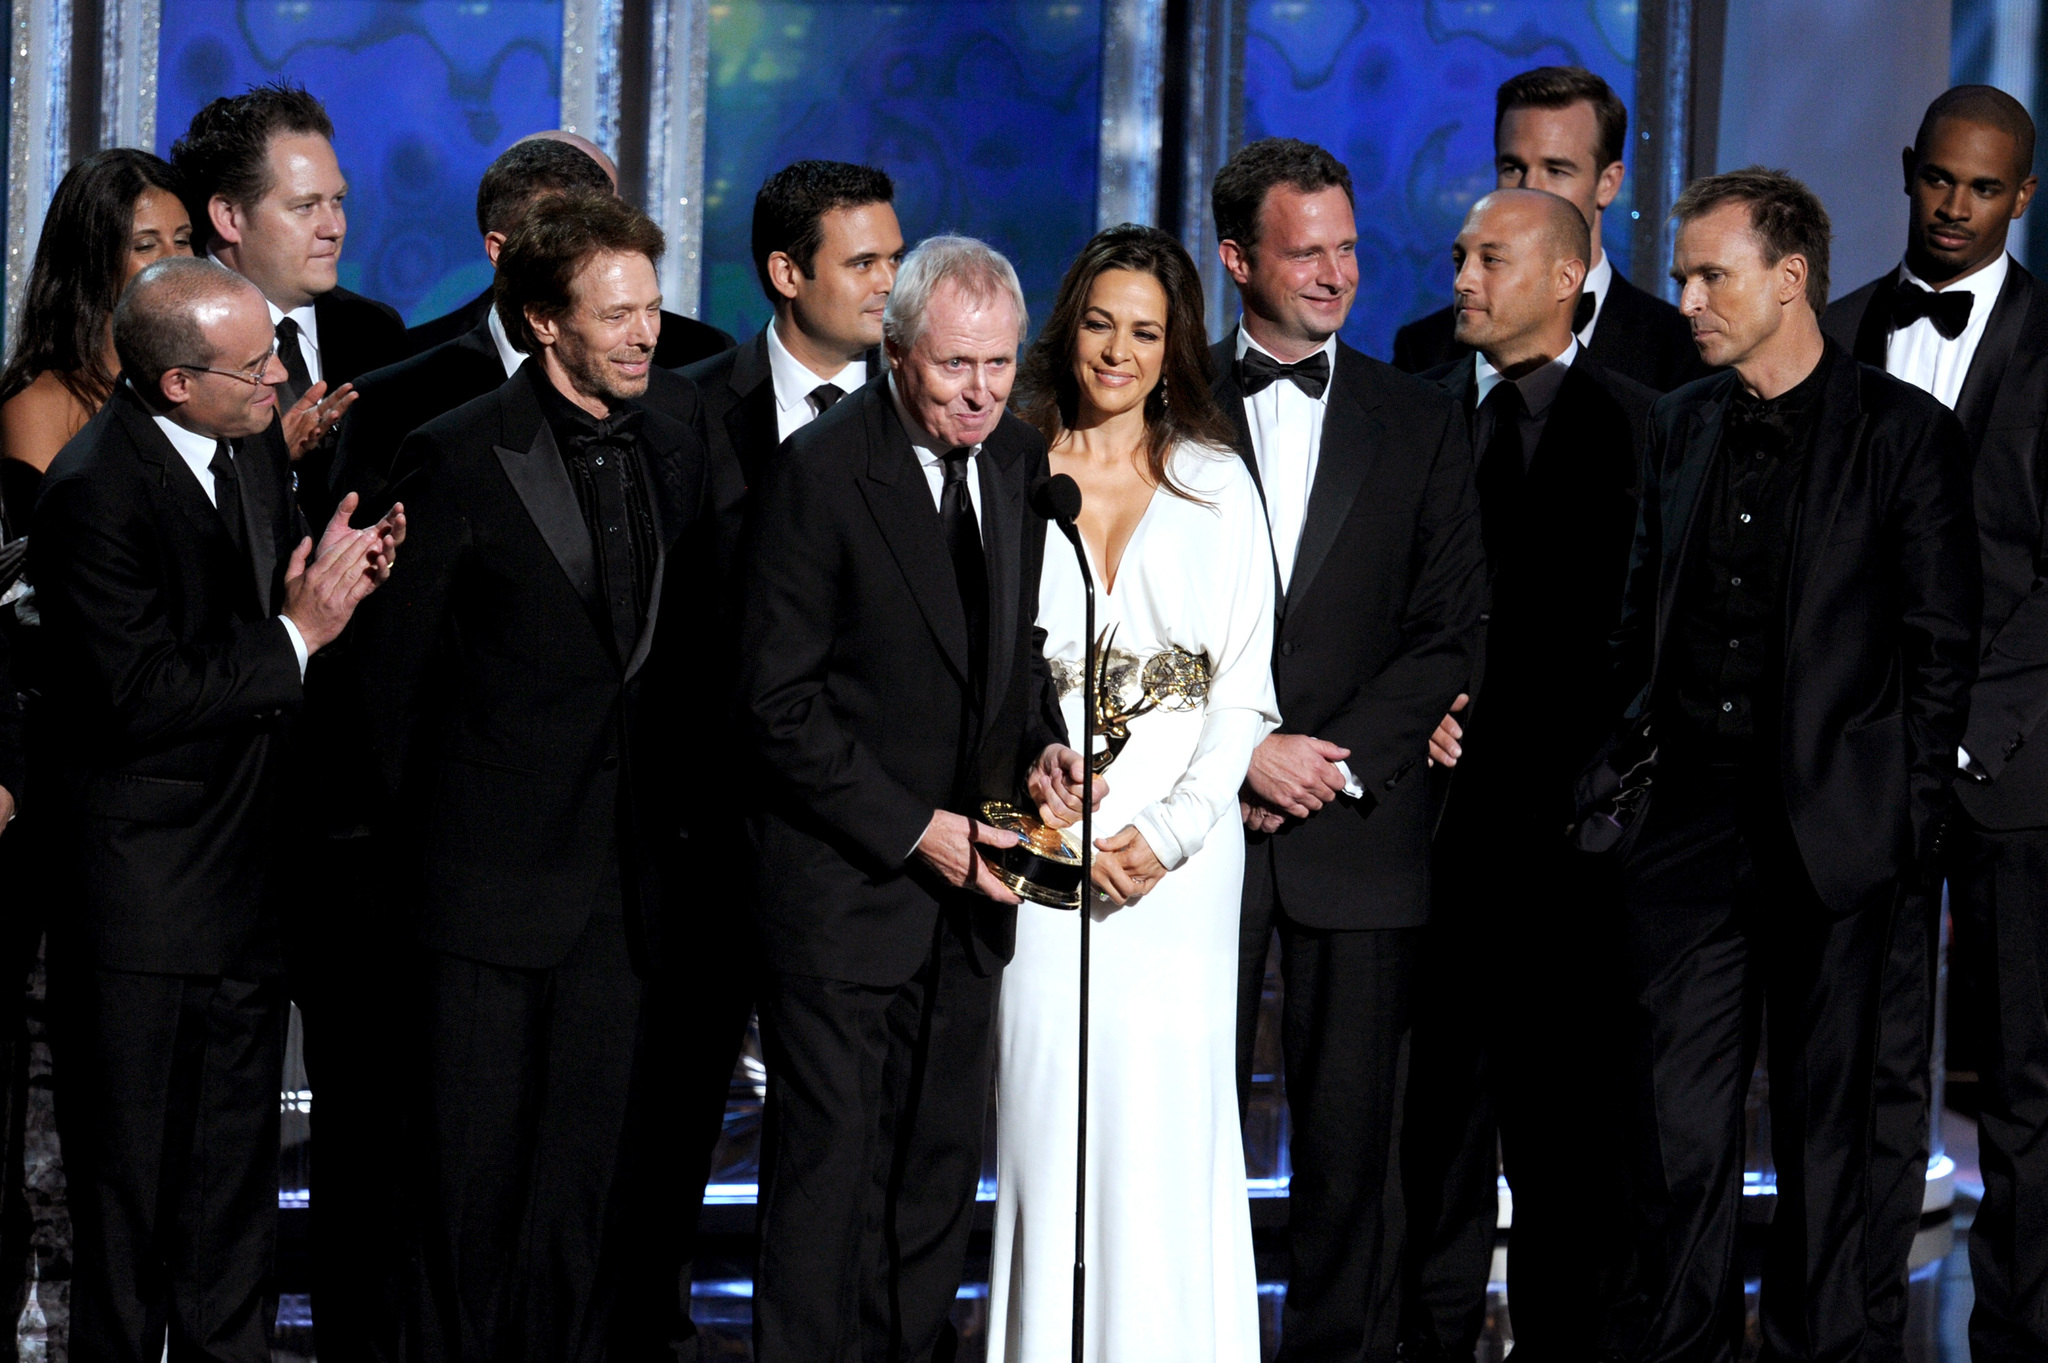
[1017,223,1238,501]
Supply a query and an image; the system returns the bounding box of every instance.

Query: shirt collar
[1583,253,1614,309]
[766,318,867,414]
[145,401,225,467]
[486,305,527,376]
[887,373,982,464]
[1473,336,1579,414]
[523,358,639,440]
[1899,250,2010,308]
[1235,324,1338,405]
[212,251,321,357]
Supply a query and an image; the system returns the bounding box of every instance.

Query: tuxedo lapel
[1954,261,2035,449]
[1286,345,1379,614]
[728,330,776,488]
[1786,349,1870,636]
[1651,377,1735,677]
[856,390,972,682]
[234,432,283,614]
[1851,272,1898,368]
[620,416,691,683]
[115,390,237,558]
[491,384,605,638]
[1210,338,1261,499]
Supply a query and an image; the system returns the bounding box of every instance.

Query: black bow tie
[1239,347,1330,399]
[1724,390,1801,456]
[567,409,645,459]
[1891,283,1974,341]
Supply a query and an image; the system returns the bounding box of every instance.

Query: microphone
[1031,472,1083,525]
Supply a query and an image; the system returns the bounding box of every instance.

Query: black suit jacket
[352,367,718,971]
[1394,267,1706,393]
[402,286,736,369]
[1612,342,1981,915]
[1826,262,2048,829]
[738,377,1065,987]
[1426,350,1653,836]
[30,383,307,974]
[276,286,406,524]
[1210,330,1487,928]
[331,311,710,517]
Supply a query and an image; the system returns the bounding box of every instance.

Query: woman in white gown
[989,224,1277,1362]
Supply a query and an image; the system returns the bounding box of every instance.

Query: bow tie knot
[1724,391,1800,455]
[1239,347,1330,399]
[1890,283,1974,341]
[567,409,645,460]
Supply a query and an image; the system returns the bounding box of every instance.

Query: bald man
[1824,85,2048,1362]
[401,130,735,366]
[31,257,397,1363]
[1401,188,1655,1363]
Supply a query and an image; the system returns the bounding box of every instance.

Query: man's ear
[1902,145,1919,197]
[524,306,559,350]
[208,196,243,248]
[483,231,507,266]
[158,366,193,406]
[1560,256,1588,301]
[1779,252,1810,307]
[765,251,805,303]
[1218,239,1253,287]
[1595,158,1626,213]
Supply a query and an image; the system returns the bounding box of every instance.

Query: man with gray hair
[738,235,1090,1361]
[29,255,398,1363]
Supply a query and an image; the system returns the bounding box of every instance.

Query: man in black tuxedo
[1609,169,1978,1363]
[31,257,395,1363]
[739,235,1086,1363]
[1210,139,1486,1361]
[1393,66,1702,393]
[619,157,903,1359]
[1823,86,2048,1363]
[403,130,734,368]
[353,193,719,1363]
[1400,188,1653,1363]
[332,137,711,514]
[172,82,408,520]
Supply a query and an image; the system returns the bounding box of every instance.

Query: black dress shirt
[528,365,658,660]
[1662,357,1829,764]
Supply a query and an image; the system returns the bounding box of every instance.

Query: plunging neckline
[1080,482,1161,597]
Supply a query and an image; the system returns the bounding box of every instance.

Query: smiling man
[351,194,724,1363]
[1823,85,2048,1363]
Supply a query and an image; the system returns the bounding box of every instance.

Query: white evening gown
[988,441,1277,1363]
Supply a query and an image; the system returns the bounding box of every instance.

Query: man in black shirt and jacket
[1606,169,1978,1363]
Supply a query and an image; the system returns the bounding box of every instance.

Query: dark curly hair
[1673,166,1833,313]
[1016,223,1238,503]
[169,81,334,252]
[495,193,666,354]
[0,148,188,409]
[751,160,896,301]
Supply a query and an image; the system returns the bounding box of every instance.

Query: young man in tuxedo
[1393,66,1701,392]
[31,258,396,1363]
[1823,86,2048,1363]
[1610,169,1978,1363]
[171,82,407,519]
[402,130,735,368]
[1210,138,1486,1361]
[1402,188,1654,1363]
[739,236,1088,1363]
[352,193,720,1363]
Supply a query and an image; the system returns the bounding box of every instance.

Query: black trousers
[1619,767,1890,1363]
[51,961,286,1363]
[753,915,995,1363]
[413,903,645,1363]
[1236,845,1419,1363]
[1946,814,2048,1362]
[1400,823,1634,1362]
[1862,878,1941,1363]
[282,832,411,1363]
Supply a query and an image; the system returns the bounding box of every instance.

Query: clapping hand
[282,380,358,459]
[1028,743,1106,829]
[287,493,402,653]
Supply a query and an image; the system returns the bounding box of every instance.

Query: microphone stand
[1051,512,1094,1363]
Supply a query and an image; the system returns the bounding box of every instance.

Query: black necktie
[1573,290,1597,334]
[274,316,313,406]
[209,439,250,564]
[1890,284,1973,341]
[940,447,988,705]
[1474,381,1525,568]
[810,382,845,416]
[1238,347,1330,399]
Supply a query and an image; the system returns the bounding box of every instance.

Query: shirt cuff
[1335,759,1364,800]
[278,616,309,680]
[1959,746,1972,770]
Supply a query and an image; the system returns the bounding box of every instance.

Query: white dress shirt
[1885,252,2009,411]
[487,304,527,376]
[211,254,322,384]
[889,375,983,528]
[768,320,867,443]
[149,406,309,678]
[1235,327,1336,593]
[1577,253,1614,349]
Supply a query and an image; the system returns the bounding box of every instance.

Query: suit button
[1280,642,1296,656]
[602,756,620,771]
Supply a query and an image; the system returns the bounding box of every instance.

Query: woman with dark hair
[990,224,1276,1360]
[0,148,193,517]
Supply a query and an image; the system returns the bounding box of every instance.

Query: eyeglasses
[174,358,275,388]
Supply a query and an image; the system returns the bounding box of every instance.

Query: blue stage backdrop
[701,0,1105,345]
[156,0,565,327]
[1243,0,1640,361]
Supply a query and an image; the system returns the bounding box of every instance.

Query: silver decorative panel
[560,0,624,159]
[1095,0,1164,231]
[98,0,158,152]
[645,0,709,317]
[1179,0,1240,340]
[7,0,74,352]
